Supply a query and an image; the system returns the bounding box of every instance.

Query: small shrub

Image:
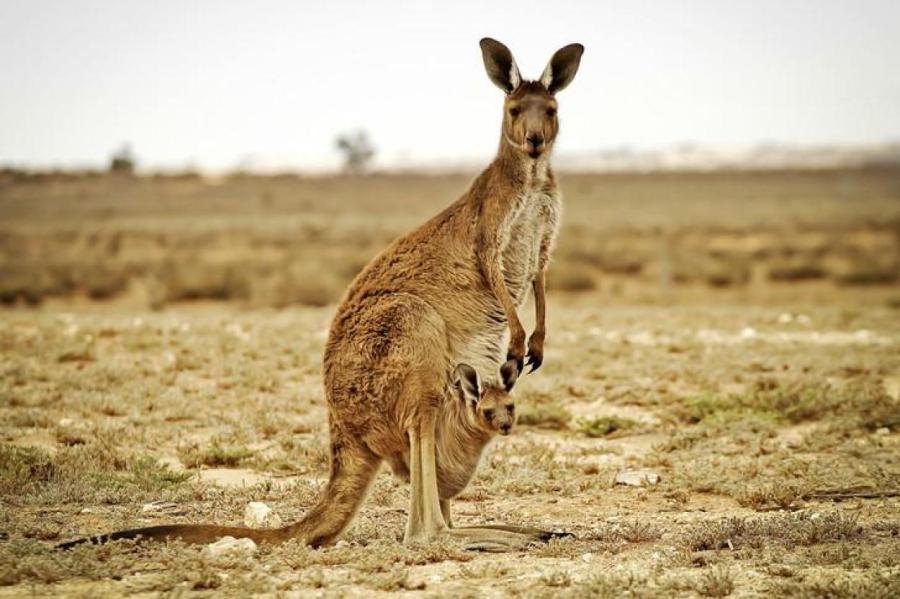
[697,565,735,597]
[179,439,254,468]
[516,395,572,430]
[577,415,639,438]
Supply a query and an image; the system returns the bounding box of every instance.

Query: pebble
[244,502,283,528]
[204,536,257,557]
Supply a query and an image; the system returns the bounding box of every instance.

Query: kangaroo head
[480,38,584,160]
[453,363,518,436]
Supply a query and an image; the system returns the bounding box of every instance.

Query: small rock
[58,418,74,427]
[334,540,349,548]
[740,327,757,340]
[162,351,177,370]
[876,427,890,436]
[80,508,92,514]
[244,502,283,528]
[777,313,793,324]
[204,536,257,557]
[615,469,661,487]
[404,575,427,590]
[581,552,593,563]
[883,376,900,401]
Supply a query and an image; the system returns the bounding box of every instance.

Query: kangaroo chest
[501,188,560,304]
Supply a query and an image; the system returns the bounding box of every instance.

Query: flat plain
[1,168,899,596]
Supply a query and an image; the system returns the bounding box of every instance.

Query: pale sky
[1,0,899,171]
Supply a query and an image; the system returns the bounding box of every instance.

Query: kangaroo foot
[460,523,574,542]
[448,525,571,552]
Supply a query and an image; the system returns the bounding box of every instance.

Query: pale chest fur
[501,187,561,304]
[452,185,561,384]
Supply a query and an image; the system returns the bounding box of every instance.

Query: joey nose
[500,423,511,435]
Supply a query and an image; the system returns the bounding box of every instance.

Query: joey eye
[483,409,495,420]
[546,108,557,117]
[508,107,520,118]
[506,405,515,413]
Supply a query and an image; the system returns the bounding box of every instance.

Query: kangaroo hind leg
[404,411,449,544]
[281,438,381,547]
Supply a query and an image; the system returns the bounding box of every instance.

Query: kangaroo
[58,38,583,552]
[59,363,528,550]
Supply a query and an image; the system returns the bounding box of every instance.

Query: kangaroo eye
[546,108,557,117]
[508,107,520,117]
[483,409,494,420]
[506,405,515,413]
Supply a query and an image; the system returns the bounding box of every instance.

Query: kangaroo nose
[527,135,543,149]
[500,423,511,435]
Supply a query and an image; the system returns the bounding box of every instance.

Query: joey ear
[539,43,584,94]
[479,37,521,93]
[454,363,482,403]
[500,360,519,392]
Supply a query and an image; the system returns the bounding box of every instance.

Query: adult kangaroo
[59,38,583,552]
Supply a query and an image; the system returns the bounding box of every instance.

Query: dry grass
[2,168,899,308]
[1,169,899,595]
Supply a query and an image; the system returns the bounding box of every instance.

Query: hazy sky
[2,0,898,171]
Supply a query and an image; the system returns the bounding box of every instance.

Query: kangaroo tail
[57,441,381,550]
[56,524,282,549]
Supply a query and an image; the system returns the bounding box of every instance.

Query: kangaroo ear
[500,360,519,392]
[479,37,521,93]
[454,363,482,403]
[540,43,584,94]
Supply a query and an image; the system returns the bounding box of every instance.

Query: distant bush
[768,259,828,281]
[336,130,375,174]
[547,265,596,292]
[109,143,136,174]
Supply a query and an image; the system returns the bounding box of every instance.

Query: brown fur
[58,38,583,552]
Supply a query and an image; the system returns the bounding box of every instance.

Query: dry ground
[1,170,899,596]
[1,295,899,597]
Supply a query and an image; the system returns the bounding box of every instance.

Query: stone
[244,502,283,528]
[615,469,661,487]
[204,536,257,557]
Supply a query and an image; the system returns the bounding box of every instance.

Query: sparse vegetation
[577,415,639,438]
[516,393,572,429]
[1,169,898,595]
[2,168,899,308]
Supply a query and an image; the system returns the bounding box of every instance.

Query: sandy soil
[2,293,898,597]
